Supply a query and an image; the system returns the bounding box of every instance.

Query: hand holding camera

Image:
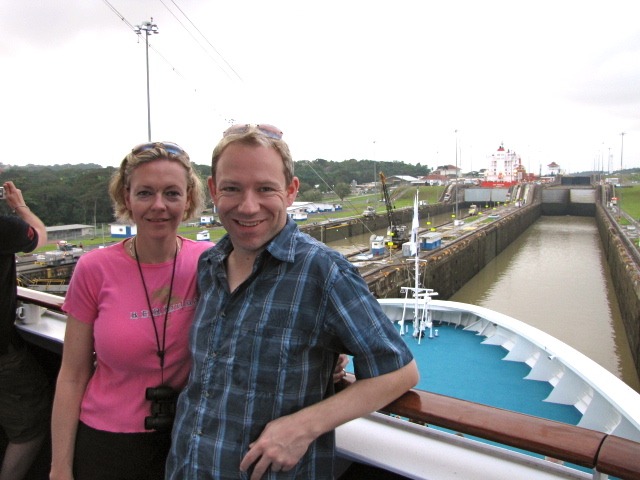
[1,181,28,211]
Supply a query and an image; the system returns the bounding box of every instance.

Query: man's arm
[240,360,419,479]
[3,181,47,248]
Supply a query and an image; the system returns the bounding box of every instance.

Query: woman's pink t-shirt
[62,237,212,433]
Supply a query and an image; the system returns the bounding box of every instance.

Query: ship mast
[455,129,459,221]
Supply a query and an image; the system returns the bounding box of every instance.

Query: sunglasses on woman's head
[222,124,283,140]
[131,142,186,156]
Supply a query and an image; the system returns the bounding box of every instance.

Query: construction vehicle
[57,240,83,257]
[379,172,409,249]
[39,241,81,266]
[362,206,376,218]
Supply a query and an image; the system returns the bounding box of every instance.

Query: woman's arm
[49,316,95,480]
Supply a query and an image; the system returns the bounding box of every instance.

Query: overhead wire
[100,0,237,123]
[103,0,240,81]
[166,0,242,81]
[101,0,185,78]
[101,0,137,30]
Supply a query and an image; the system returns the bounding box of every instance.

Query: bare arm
[3,181,47,248]
[50,316,95,480]
[240,360,419,479]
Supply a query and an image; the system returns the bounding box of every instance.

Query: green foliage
[300,189,323,202]
[618,185,640,220]
[294,158,430,189]
[1,164,117,226]
[334,183,351,200]
[193,164,211,181]
[1,160,431,226]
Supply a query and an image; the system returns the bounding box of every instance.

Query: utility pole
[619,132,625,172]
[454,130,459,222]
[373,140,377,195]
[134,18,159,142]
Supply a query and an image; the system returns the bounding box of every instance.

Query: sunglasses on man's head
[131,142,186,156]
[223,124,283,140]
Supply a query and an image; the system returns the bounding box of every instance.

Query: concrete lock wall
[541,188,597,216]
[464,188,510,203]
[364,203,542,300]
[596,204,640,377]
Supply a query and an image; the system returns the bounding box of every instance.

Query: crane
[379,172,408,249]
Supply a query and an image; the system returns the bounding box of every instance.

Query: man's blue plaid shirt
[166,220,414,479]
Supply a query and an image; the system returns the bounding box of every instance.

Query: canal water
[327,215,640,391]
[450,215,640,391]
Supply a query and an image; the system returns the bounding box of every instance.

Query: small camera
[0,187,4,200]
[144,385,178,432]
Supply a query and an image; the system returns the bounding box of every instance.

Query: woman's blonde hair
[109,142,206,223]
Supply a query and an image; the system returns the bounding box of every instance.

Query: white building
[110,223,137,238]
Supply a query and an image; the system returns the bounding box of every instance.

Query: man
[167,125,418,479]
[0,181,50,480]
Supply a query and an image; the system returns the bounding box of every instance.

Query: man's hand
[3,181,48,247]
[332,354,349,383]
[239,414,315,479]
[3,181,26,210]
[239,360,418,479]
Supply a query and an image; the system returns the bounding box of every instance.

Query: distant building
[547,162,562,175]
[110,223,137,238]
[288,201,342,214]
[385,175,420,185]
[200,215,216,226]
[45,224,94,241]
[196,230,211,241]
[419,174,448,186]
[432,165,461,177]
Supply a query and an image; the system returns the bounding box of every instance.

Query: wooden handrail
[597,435,640,480]
[338,374,640,479]
[382,388,604,468]
[17,289,640,479]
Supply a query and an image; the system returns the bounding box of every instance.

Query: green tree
[300,189,323,202]
[298,181,314,195]
[334,183,351,200]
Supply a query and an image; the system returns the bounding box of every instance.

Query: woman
[50,142,211,480]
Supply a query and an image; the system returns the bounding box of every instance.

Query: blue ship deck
[349,322,582,426]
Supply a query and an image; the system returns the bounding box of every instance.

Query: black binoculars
[144,385,178,432]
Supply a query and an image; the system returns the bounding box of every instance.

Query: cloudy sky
[2,0,639,176]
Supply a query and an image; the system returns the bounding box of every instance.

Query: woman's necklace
[132,237,179,383]
[128,236,181,260]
